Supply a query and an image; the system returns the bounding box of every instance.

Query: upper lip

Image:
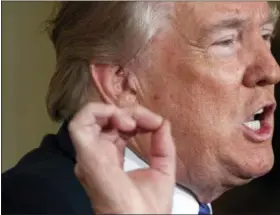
[245,102,276,122]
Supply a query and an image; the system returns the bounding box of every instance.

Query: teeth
[255,108,264,114]
[243,120,261,131]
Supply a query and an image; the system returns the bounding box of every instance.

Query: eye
[261,32,274,48]
[216,39,233,46]
[209,33,238,57]
[262,33,273,42]
[213,38,235,47]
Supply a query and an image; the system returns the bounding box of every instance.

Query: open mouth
[243,108,265,131]
[242,104,275,143]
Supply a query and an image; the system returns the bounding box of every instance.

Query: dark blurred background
[213,9,280,214]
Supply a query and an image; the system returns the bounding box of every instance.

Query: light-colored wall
[2,1,59,172]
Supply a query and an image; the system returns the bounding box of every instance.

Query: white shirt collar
[124,148,212,214]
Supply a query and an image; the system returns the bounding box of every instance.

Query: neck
[186,184,226,204]
[128,137,230,204]
[175,166,226,204]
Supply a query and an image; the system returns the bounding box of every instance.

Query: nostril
[255,68,280,86]
[256,80,268,86]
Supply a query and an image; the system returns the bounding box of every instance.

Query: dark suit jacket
[2,123,93,214]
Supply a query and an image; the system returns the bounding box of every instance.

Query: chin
[233,152,274,182]
[245,158,274,179]
[222,142,275,187]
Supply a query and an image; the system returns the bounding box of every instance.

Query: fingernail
[155,114,164,125]
[163,120,172,137]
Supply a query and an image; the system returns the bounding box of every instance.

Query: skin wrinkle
[92,2,280,204]
[126,2,279,203]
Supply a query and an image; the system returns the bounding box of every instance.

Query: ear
[90,63,139,107]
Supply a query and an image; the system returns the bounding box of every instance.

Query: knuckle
[133,105,142,117]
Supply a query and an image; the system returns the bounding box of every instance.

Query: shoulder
[2,134,92,214]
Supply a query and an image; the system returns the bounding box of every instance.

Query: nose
[243,42,280,87]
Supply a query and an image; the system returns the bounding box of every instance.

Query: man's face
[135,2,280,200]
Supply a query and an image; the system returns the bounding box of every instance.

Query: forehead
[175,2,273,28]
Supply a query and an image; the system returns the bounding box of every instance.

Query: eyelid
[209,29,238,42]
[261,24,274,34]
[262,23,274,30]
[212,34,236,46]
[261,29,275,39]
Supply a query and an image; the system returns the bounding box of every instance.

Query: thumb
[149,120,176,177]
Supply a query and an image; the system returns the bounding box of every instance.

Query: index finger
[70,103,116,127]
[123,106,164,131]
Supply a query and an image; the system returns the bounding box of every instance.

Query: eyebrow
[203,12,278,35]
[204,17,247,33]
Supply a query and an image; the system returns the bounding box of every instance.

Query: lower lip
[242,121,273,143]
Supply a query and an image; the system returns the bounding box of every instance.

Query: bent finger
[149,120,176,177]
[123,106,163,131]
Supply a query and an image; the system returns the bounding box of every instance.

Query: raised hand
[68,103,176,214]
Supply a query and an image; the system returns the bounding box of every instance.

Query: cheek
[187,61,247,122]
[146,75,224,144]
[140,37,247,140]
[144,59,242,133]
